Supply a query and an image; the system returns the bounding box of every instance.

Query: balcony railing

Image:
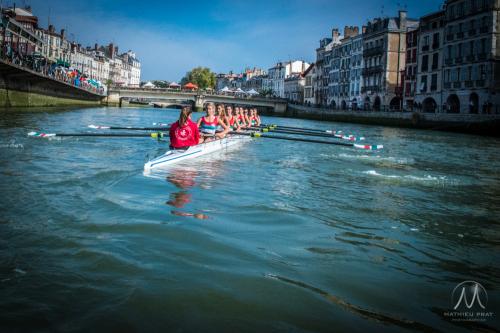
[476,79,485,87]
[464,80,474,88]
[363,46,384,57]
[453,82,461,88]
[455,57,463,63]
[361,86,380,93]
[477,53,487,60]
[362,65,383,76]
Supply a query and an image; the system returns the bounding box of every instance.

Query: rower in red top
[169,106,202,149]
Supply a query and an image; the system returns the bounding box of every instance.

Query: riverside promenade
[0,60,105,107]
[286,104,500,136]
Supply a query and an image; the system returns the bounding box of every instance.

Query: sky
[12,0,443,81]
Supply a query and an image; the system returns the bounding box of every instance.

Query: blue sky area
[17,0,443,81]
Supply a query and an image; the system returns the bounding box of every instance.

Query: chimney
[60,29,66,40]
[332,28,339,40]
[362,25,367,34]
[48,25,55,34]
[108,43,114,58]
[94,43,98,51]
[399,10,407,29]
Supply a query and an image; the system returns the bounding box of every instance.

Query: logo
[452,281,487,310]
[444,281,494,322]
[175,126,192,141]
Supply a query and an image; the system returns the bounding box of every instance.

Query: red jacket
[169,119,200,148]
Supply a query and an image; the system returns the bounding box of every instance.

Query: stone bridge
[106,87,288,114]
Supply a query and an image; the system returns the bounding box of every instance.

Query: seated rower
[226,105,241,131]
[250,108,261,127]
[197,102,229,140]
[169,105,202,149]
[243,108,251,127]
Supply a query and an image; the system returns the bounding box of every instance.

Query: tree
[180,67,216,89]
[152,80,169,88]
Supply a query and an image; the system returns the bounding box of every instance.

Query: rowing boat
[143,134,251,171]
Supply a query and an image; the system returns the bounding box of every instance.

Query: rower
[235,107,247,128]
[249,108,261,127]
[243,108,251,127]
[169,105,202,149]
[197,102,229,140]
[226,105,241,131]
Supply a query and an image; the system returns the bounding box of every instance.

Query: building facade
[414,10,445,112]
[441,0,499,114]
[284,74,305,103]
[362,11,419,111]
[402,25,420,111]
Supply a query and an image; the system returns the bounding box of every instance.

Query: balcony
[361,86,380,93]
[466,55,475,61]
[465,80,474,88]
[363,46,384,57]
[362,65,383,76]
[455,57,463,63]
[453,82,461,88]
[476,79,485,87]
[477,53,487,60]
[445,58,453,65]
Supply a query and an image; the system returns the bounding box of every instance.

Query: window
[432,33,440,47]
[445,69,451,83]
[432,53,439,70]
[421,55,429,71]
[420,75,428,92]
[431,74,438,91]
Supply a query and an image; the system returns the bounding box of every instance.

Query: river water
[0,107,499,332]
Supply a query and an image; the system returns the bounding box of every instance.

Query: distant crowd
[1,45,106,96]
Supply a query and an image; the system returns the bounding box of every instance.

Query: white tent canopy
[219,86,231,92]
[143,81,155,88]
[234,88,244,93]
[246,89,259,95]
[169,82,180,87]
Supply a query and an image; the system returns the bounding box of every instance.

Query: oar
[259,125,365,141]
[250,126,365,141]
[28,131,167,139]
[88,125,169,131]
[230,132,383,150]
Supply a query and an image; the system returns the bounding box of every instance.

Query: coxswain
[169,105,202,149]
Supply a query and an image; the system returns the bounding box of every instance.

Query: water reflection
[166,168,208,219]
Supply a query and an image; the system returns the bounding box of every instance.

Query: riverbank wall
[0,60,104,108]
[285,104,500,136]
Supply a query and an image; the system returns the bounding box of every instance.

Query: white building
[268,60,310,98]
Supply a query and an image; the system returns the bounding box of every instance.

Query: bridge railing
[110,86,286,102]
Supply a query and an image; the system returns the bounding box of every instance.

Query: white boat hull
[144,135,251,171]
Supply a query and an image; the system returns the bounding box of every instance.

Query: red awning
[183,82,198,90]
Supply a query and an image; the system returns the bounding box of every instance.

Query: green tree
[152,80,169,88]
[180,67,216,89]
